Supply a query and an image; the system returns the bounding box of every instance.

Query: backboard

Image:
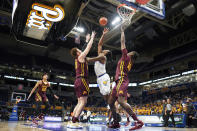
[11,92,26,102]
[117,0,165,19]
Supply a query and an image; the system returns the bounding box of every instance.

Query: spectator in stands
[162,99,167,127]
[165,98,176,127]
[0,107,9,120]
[185,98,196,128]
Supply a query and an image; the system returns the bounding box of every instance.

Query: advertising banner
[9,105,18,121]
[90,114,185,127]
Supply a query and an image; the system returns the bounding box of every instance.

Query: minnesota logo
[83,91,87,95]
[119,90,123,94]
[42,86,47,91]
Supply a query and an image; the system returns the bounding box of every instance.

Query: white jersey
[94,61,110,95]
[94,61,106,77]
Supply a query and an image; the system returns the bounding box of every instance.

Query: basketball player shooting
[108,24,143,130]
[27,73,59,122]
[70,31,105,123]
[94,28,116,126]
[94,28,111,101]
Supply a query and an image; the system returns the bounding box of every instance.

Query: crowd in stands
[128,90,197,115]
[83,89,197,116]
[0,84,197,122]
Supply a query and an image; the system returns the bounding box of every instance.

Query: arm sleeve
[121,48,128,59]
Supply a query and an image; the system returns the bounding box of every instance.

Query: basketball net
[117,4,136,24]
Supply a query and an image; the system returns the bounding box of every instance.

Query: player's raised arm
[120,24,128,59]
[86,54,105,63]
[79,31,96,62]
[98,28,109,55]
[27,81,41,100]
[121,25,126,50]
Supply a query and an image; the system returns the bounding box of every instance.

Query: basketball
[99,17,108,26]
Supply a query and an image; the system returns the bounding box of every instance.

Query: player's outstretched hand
[103,28,109,35]
[103,50,110,55]
[121,25,124,32]
[27,96,30,101]
[121,21,127,32]
[54,95,59,99]
[85,33,91,43]
[91,31,96,39]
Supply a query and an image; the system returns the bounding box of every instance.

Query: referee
[162,99,167,127]
[165,98,176,127]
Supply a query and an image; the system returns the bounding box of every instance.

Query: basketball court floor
[0,121,196,131]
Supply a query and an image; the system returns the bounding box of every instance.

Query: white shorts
[97,73,110,95]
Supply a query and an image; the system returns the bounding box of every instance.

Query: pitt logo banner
[26,3,65,30]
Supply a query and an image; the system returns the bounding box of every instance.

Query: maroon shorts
[35,92,48,102]
[112,78,129,99]
[74,78,89,98]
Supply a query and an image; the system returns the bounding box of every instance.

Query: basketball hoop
[16,96,21,104]
[117,4,136,24]
[116,0,165,19]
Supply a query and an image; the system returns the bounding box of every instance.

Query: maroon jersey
[75,58,88,78]
[37,80,50,94]
[115,49,133,81]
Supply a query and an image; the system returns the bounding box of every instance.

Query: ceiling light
[73,26,84,33]
[112,16,121,25]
